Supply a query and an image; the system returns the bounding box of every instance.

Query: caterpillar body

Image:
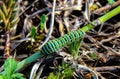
[40,30,85,55]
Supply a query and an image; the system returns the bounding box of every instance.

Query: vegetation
[0,58,25,79]
[0,0,120,79]
[47,63,75,79]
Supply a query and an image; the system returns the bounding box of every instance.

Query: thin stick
[75,64,98,79]
[94,0,120,14]
[29,7,49,18]
[19,0,39,16]
[38,0,56,49]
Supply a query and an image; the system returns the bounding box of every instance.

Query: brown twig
[94,0,120,14]
[85,34,120,55]
[95,66,120,73]
[4,31,10,58]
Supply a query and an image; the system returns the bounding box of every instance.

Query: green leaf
[40,14,46,31]
[60,63,74,79]
[8,0,14,8]
[107,0,115,4]
[1,3,8,16]
[12,73,26,79]
[11,17,20,28]
[69,38,84,59]
[30,26,36,39]
[0,9,6,25]
[0,26,2,30]
[0,75,6,79]
[4,58,17,76]
[89,53,97,60]
[47,73,60,79]
[47,73,55,79]
[47,63,74,79]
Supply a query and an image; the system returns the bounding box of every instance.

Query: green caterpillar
[16,29,85,71]
[40,30,85,55]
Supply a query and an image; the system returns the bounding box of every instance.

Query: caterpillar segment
[40,30,85,55]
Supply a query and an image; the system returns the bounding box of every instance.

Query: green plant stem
[16,5,120,72]
[99,6,120,23]
[81,5,120,32]
[16,51,43,72]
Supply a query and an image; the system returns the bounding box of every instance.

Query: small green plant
[0,0,20,57]
[30,14,46,44]
[30,26,37,39]
[47,63,75,79]
[47,72,61,79]
[40,14,46,31]
[0,58,26,79]
[30,26,36,45]
[69,38,84,59]
[89,53,98,60]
